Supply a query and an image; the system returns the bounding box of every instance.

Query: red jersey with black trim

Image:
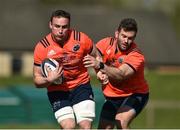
[96,37,149,97]
[34,29,93,92]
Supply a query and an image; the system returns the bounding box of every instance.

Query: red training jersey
[34,29,93,92]
[96,37,149,97]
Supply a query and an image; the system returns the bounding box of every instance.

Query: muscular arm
[33,64,63,88]
[33,66,51,88]
[102,63,135,81]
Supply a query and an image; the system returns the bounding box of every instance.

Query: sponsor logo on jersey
[106,49,111,55]
[47,49,56,56]
[73,43,80,52]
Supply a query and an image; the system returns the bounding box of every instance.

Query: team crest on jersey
[118,57,124,63]
[73,43,80,52]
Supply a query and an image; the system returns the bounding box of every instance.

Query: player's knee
[60,118,76,129]
[115,107,136,128]
[78,120,92,129]
[54,106,75,126]
[115,115,131,129]
[73,100,95,124]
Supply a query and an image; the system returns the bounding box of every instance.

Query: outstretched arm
[83,54,135,82]
[101,63,135,81]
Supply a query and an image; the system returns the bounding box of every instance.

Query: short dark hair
[118,18,138,33]
[50,10,71,22]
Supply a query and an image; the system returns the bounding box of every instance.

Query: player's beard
[118,41,131,51]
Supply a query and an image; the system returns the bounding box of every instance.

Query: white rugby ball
[41,58,63,84]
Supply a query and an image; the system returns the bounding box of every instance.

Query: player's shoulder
[35,33,51,49]
[70,29,92,42]
[129,42,143,55]
[97,36,115,46]
[127,43,145,61]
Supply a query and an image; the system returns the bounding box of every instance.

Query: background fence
[0,85,104,128]
[1,85,180,129]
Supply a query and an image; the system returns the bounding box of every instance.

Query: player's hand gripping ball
[41,58,63,84]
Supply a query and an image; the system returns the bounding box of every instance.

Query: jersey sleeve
[33,42,47,66]
[96,37,111,55]
[80,32,94,54]
[123,51,145,71]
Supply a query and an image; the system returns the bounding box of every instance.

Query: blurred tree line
[173,4,180,39]
[41,0,123,7]
[40,0,180,41]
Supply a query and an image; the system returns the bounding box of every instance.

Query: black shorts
[100,93,149,121]
[47,82,94,112]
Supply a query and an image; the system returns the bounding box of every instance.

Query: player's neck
[51,34,68,47]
